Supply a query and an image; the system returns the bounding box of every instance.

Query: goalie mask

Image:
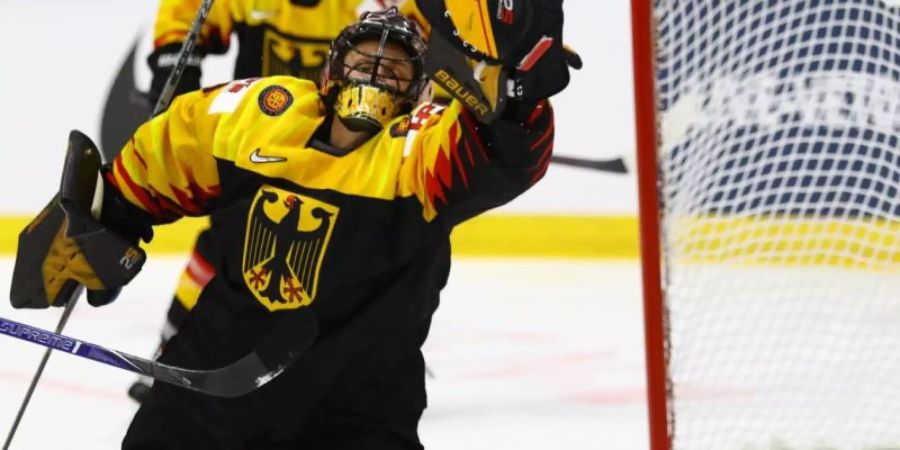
[321,7,427,133]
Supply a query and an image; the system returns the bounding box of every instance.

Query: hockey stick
[550,154,629,173]
[4,129,317,400]
[0,308,317,398]
[152,0,215,116]
[5,135,104,449]
[3,291,80,450]
[115,0,214,398]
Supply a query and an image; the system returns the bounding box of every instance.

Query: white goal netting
[651,0,900,449]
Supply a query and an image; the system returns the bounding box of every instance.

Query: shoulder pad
[208,77,319,116]
[208,78,262,114]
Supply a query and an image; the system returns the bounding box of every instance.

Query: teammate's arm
[148,0,233,105]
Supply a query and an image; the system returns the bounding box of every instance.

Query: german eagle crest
[242,186,338,311]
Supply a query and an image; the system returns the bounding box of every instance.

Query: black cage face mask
[322,7,428,102]
[340,42,418,99]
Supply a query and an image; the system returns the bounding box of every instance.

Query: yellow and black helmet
[321,7,428,131]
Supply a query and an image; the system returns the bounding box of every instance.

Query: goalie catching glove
[10,131,148,309]
[415,0,577,122]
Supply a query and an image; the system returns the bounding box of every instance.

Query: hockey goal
[633,1,900,449]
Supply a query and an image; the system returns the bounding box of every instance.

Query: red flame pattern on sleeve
[422,122,461,208]
[109,141,220,223]
[415,101,554,219]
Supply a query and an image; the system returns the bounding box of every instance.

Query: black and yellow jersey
[150,0,452,313]
[104,77,553,419]
[107,75,553,321]
[153,0,362,80]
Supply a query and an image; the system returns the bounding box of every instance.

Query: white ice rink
[0,257,650,449]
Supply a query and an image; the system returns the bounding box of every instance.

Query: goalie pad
[416,0,574,122]
[10,131,146,309]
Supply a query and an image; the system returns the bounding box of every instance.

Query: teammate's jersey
[153,0,363,80]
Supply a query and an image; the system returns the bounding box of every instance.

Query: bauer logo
[241,186,338,312]
[434,70,490,117]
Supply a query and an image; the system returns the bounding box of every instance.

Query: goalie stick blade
[0,308,318,398]
[550,155,629,174]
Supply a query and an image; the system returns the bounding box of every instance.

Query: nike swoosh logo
[250,148,287,163]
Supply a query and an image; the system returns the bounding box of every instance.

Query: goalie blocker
[11,130,147,309]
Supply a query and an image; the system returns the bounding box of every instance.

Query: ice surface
[0,257,649,449]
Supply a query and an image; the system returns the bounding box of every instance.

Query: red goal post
[631,0,669,449]
[633,1,900,449]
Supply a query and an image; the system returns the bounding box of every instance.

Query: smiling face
[341,39,416,97]
[325,11,427,147]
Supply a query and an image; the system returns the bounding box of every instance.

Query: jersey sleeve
[153,0,232,54]
[105,77,320,224]
[398,99,554,226]
[105,86,225,223]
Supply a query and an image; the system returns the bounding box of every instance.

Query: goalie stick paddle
[0,308,318,399]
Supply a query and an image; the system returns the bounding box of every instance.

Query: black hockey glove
[147,43,203,108]
[507,0,577,103]
[417,0,579,122]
